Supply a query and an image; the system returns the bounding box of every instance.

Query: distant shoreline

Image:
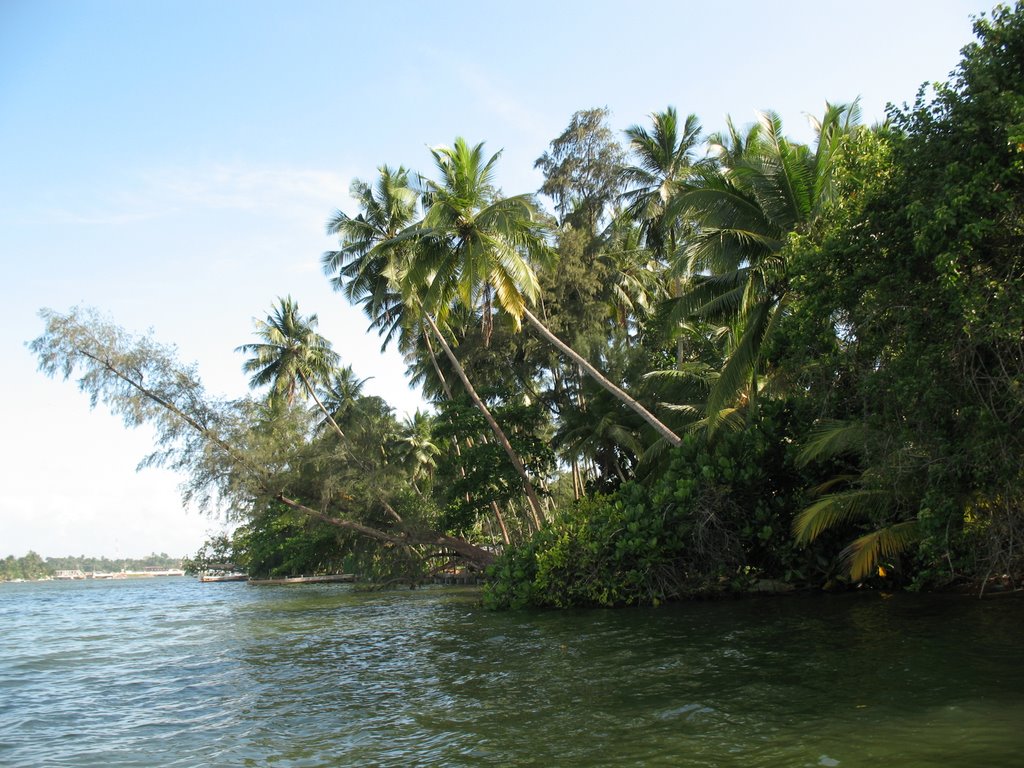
[2,570,187,583]
[1,553,186,583]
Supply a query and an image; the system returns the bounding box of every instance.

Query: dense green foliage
[32,4,1024,604]
[489,3,1024,604]
[774,3,1024,586]
[485,401,830,608]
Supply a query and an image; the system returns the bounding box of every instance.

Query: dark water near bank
[1,578,1022,767]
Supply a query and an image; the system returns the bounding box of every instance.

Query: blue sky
[1,0,984,558]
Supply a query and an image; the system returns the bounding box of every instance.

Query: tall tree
[784,3,1024,584]
[318,365,369,429]
[394,409,441,493]
[669,103,861,425]
[236,296,339,409]
[396,138,549,524]
[322,163,546,526]
[621,106,704,259]
[410,138,685,448]
[323,166,419,347]
[534,107,626,233]
[31,307,497,570]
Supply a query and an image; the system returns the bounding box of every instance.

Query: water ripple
[1,581,1023,766]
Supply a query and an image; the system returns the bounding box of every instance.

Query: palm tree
[379,139,552,524]
[621,106,704,259]
[669,102,861,425]
[318,365,370,431]
[621,108,705,365]
[394,410,441,493]
[236,296,362,449]
[552,385,642,489]
[323,166,419,350]
[406,138,684,448]
[236,296,339,408]
[598,213,666,335]
[323,166,472,406]
[322,165,544,526]
[792,419,920,581]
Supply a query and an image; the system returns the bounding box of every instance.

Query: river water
[1,578,1021,767]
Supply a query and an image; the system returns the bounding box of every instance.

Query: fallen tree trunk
[30,307,497,573]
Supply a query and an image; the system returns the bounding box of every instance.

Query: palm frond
[704,300,772,418]
[808,473,861,495]
[796,419,873,467]
[688,406,745,435]
[792,489,890,544]
[841,520,919,581]
[636,435,673,471]
[658,402,705,414]
[643,362,718,388]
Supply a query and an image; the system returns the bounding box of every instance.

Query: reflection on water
[1,579,1022,767]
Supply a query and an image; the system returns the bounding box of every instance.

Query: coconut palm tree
[236,296,339,409]
[668,102,861,425]
[318,365,370,431]
[552,385,642,489]
[405,138,684,448]
[394,410,441,493]
[620,106,704,259]
[792,419,921,581]
[322,164,548,525]
[598,213,666,335]
[621,108,706,365]
[382,139,552,524]
[323,166,419,350]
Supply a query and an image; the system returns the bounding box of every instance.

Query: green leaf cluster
[485,401,821,608]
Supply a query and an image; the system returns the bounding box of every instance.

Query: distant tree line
[0,552,182,581]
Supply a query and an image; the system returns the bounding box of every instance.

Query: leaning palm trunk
[421,312,547,525]
[490,500,512,545]
[572,460,583,501]
[521,307,682,447]
[298,368,347,441]
[424,326,517,531]
[296,368,405,524]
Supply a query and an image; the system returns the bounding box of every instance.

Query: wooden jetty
[246,574,356,586]
[199,572,248,583]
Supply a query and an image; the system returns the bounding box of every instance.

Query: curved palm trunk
[425,327,509,530]
[521,307,683,447]
[490,500,512,545]
[296,368,405,524]
[298,368,347,440]
[668,230,687,369]
[422,327,455,401]
[421,312,547,525]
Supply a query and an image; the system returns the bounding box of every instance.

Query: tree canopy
[31,3,1024,602]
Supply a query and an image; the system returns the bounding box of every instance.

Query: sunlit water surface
[1,578,1021,767]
